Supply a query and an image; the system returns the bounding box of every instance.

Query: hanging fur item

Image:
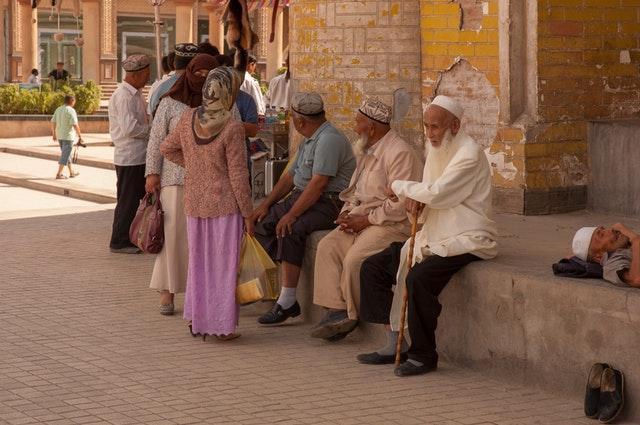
[223,0,258,71]
[269,0,280,43]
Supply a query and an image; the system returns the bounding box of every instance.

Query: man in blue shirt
[250,92,356,325]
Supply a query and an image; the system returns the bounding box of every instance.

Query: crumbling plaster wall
[288,0,423,150]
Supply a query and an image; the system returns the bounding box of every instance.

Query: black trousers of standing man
[110,164,146,249]
[360,241,480,367]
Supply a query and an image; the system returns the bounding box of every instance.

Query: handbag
[236,232,278,305]
[129,191,164,254]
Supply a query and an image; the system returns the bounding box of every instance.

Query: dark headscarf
[163,54,219,108]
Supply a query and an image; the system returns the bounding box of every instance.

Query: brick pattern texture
[0,209,593,424]
[289,0,424,148]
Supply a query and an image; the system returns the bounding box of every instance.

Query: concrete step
[0,152,116,203]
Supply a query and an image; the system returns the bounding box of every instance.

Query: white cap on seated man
[572,224,640,287]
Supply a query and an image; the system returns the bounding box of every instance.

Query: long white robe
[388,130,498,330]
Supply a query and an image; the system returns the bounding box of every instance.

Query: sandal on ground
[55,174,67,179]
[70,172,80,178]
[215,333,241,341]
[159,303,174,316]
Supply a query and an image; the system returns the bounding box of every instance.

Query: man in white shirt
[240,54,266,115]
[108,54,151,254]
[265,55,290,110]
[357,95,498,377]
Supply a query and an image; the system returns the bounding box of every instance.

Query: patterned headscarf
[196,66,243,139]
[163,54,219,108]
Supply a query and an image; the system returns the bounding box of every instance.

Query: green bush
[0,80,101,115]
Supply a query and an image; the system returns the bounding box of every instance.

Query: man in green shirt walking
[51,95,83,179]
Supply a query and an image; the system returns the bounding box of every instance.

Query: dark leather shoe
[585,362,609,418]
[356,351,408,365]
[257,301,301,325]
[310,310,358,339]
[598,367,624,423]
[394,360,437,377]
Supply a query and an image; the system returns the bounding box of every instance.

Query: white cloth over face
[108,81,150,166]
[388,130,498,330]
[240,72,266,115]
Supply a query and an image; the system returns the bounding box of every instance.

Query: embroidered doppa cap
[122,54,150,72]
[572,227,597,261]
[174,43,199,58]
[430,95,464,119]
[359,97,392,124]
[291,92,324,116]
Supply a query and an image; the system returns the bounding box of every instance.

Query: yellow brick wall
[289,0,423,147]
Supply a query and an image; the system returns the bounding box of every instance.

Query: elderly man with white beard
[310,98,423,341]
[356,95,498,377]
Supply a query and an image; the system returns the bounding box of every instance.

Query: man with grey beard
[311,98,423,341]
[357,95,498,377]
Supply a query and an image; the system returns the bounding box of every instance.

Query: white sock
[277,287,297,309]
[376,330,408,356]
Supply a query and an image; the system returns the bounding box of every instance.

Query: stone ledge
[294,212,640,422]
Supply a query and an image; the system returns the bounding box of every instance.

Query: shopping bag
[129,191,164,254]
[236,233,278,305]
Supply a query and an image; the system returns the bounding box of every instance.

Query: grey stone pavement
[1,206,599,425]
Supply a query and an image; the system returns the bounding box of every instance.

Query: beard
[425,129,455,181]
[353,133,370,157]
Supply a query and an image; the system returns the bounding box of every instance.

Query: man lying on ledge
[572,223,640,287]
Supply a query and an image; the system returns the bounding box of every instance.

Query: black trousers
[255,190,341,267]
[110,164,146,249]
[360,242,480,366]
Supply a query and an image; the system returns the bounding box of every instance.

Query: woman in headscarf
[160,66,253,340]
[145,53,219,316]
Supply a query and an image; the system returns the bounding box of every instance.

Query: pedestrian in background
[160,66,253,340]
[51,94,82,179]
[108,54,151,254]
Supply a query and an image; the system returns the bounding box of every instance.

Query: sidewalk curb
[0,146,114,170]
[0,171,116,204]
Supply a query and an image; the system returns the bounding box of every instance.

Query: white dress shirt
[265,72,290,110]
[240,72,266,115]
[388,131,498,330]
[108,81,150,166]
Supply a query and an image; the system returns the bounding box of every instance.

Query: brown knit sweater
[160,109,253,219]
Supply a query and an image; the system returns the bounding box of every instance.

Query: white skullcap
[572,227,597,261]
[430,95,464,119]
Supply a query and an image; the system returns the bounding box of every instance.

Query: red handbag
[129,191,164,254]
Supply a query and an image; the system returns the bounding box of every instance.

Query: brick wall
[289,0,423,147]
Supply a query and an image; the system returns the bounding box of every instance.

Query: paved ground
[1,207,604,425]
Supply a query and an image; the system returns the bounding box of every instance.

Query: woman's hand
[244,217,255,236]
[145,174,161,194]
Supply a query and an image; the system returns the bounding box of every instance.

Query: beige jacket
[389,131,498,330]
[340,129,423,228]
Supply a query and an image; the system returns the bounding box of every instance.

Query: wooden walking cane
[395,208,420,367]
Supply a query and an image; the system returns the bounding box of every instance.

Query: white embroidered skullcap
[572,227,597,261]
[292,92,324,116]
[122,54,150,72]
[359,97,392,124]
[430,95,464,119]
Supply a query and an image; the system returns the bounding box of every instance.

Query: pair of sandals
[188,322,240,342]
[55,172,79,179]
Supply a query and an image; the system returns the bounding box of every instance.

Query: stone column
[266,7,283,81]
[175,0,194,43]
[203,1,224,51]
[100,0,117,83]
[82,0,100,82]
[0,4,4,82]
[25,5,38,77]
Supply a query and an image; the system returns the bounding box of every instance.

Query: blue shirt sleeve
[236,91,258,124]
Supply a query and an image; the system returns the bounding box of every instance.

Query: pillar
[81,0,100,82]
[175,0,194,43]
[100,0,117,83]
[266,7,283,81]
[8,0,24,81]
[204,2,224,51]
[0,2,6,81]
